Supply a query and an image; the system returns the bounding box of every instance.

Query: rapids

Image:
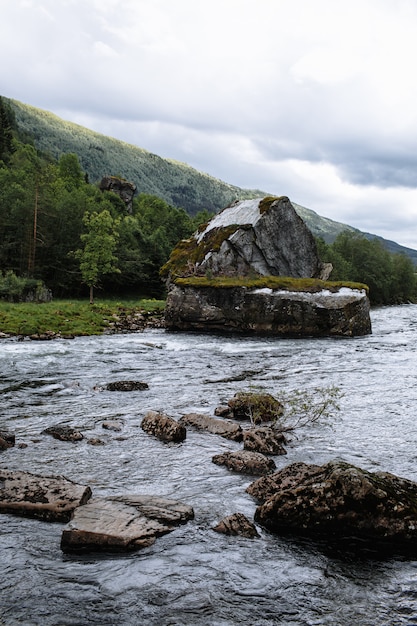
[1,304,417,625]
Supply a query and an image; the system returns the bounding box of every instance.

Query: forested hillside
[7,98,263,215]
[0,95,416,305]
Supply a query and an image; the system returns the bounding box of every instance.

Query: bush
[0,270,52,302]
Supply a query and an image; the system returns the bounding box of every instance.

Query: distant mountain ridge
[7,97,417,264]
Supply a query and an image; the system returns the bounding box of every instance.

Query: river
[1,304,417,625]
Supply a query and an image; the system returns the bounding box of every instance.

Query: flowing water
[1,305,417,625]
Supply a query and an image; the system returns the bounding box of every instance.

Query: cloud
[2,0,417,248]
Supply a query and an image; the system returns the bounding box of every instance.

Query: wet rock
[61,494,194,553]
[212,450,276,476]
[102,420,123,432]
[141,411,186,443]
[43,425,83,442]
[0,430,15,450]
[246,462,317,503]
[0,470,92,522]
[213,512,259,538]
[106,380,149,391]
[243,427,287,455]
[253,460,417,545]
[214,405,233,418]
[179,413,242,441]
[29,331,59,340]
[87,438,106,446]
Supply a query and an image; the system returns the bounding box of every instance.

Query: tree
[74,208,120,303]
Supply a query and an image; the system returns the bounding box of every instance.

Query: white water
[1,305,417,625]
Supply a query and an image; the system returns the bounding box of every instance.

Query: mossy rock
[228,392,284,424]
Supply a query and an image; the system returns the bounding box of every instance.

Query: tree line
[0,96,415,305]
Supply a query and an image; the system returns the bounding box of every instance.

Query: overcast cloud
[2,0,417,248]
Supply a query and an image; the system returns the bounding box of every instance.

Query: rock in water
[0,470,92,522]
[61,495,194,553]
[212,450,276,476]
[252,460,417,545]
[213,512,259,538]
[162,197,372,337]
[141,411,186,442]
[179,413,242,441]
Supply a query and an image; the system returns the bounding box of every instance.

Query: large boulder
[163,196,371,337]
[250,460,417,545]
[61,495,194,553]
[162,197,325,280]
[0,470,92,522]
[165,282,371,337]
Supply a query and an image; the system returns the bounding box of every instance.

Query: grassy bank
[0,299,165,337]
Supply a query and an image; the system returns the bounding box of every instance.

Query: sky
[2,0,417,249]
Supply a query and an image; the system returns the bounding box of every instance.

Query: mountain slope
[7,97,417,263]
[8,98,264,215]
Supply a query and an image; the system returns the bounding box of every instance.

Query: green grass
[0,298,165,337]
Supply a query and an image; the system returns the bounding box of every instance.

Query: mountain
[7,97,417,264]
[293,202,417,265]
[7,98,264,215]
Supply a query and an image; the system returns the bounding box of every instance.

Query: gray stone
[179,413,242,441]
[0,470,92,522]
[212,450,276,476]
[141,410,186,443]
[61,495,194,553]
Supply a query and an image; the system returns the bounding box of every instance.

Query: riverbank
[0,299,165,338]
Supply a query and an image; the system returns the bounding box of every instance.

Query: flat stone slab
[61,495,194,553]
[0,470,92,522]
[179,413,242,441]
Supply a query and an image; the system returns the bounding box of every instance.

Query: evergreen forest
[0,96,416,306]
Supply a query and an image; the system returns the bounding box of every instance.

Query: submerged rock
[42,425,83,442]
[106,380,149,391]
[212,450,276,476]
[141,411,186,443]
[0,470,91,522]
[61,495,194,553]
[213,512,259,538]
[179,412,242,441]
[251,460,417,545]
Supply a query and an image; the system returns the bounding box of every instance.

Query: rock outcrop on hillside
[99,175,136,213]
[163,196,372,337]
